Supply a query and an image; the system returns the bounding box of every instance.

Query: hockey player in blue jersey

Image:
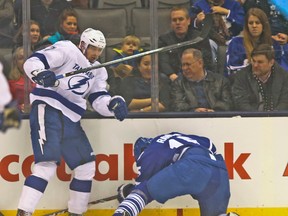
[16,28,128,216]
[114,132,239,216]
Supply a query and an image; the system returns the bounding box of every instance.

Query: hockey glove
[32,69,57,87]
[0,101,21,133]
[108,96,128,121]
[117,183,135,203]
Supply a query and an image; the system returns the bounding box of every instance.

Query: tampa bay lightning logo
[67,75,90,95]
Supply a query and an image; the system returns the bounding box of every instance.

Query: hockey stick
[56,14,213,80]
[43,194,118,216]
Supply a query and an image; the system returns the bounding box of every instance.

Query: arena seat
[141,0,190,8]
[131,7,171,38]
[74,8,128,38]
[157,0,190,8]
[97,0,142,33]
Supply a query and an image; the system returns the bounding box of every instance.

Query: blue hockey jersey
[135,132,217,183]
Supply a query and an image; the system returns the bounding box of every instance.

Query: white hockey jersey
[0,62,12,112]
[24,40,114,122]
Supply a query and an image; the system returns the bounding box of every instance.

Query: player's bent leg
[113,181,152,216]
[68,161,95,215]
[17,161,57,215]
[197,166,230,216]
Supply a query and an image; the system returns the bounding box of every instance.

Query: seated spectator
[190,0,244,46]
[35,8,80,49]
[158,6,214,82]
[13,20,41,52]
[7,47,36,112]
[14,0,71,37]
[0,0,14,48]
[226,8,288,78]
[111,35,142,78]
[241,0,288,36]
[171,48,233,112]
[232,44,288,111]
[120,53,171,112]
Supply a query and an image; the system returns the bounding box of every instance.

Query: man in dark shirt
[14,0,71,37]
[158,6,214,82]
[171,48,233,112]
[232,44,288,111]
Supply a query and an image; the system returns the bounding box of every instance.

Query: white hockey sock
[18,175,48,213]
[68,178,92,214]
[17,162,56,213]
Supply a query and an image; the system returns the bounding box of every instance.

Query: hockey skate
[113,209,130,216]
[227,212,240,216]
[16,209,32,216]
[68,213,83,216]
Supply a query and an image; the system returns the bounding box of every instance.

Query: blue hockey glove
[117,183,134,203]
[32,69,56,87]
[108,96,128,121]
[0,101,21,133]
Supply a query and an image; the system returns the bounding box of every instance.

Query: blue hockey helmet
[134,137,153,159]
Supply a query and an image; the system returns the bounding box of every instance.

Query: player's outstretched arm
[108,96,128,121]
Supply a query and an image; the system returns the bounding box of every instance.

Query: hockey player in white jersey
[0,62,21,132]
[16,28,128,216]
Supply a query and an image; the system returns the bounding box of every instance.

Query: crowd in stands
[1,0,288,113]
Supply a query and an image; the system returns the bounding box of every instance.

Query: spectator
[158,6,214,82]
[35,8,80,49]
[120,53,171,112]
[241,0,288,36]
[111,35,142,78]
[171,48,233,112]
[13,20,41,52]
[190,0,245,46]
[0,0,14,48]
[232,44,288,111]
[7,47,36,112]
[14,0,71,37]
[226,8,288,77]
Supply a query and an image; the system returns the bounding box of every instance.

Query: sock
[113,192,146,216]
[18,175,48,213]
[68,178,92,214]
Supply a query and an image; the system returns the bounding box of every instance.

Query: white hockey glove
[31,69,57,87]
[117,183,135,203]
[108,96,128,121]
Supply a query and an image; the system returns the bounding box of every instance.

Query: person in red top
[7,46,36,112]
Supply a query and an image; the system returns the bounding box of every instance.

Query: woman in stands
[7,46,35,112]
[119,53,171,112]
[36,8,80,49]
[13,20,41,52]
[226,7,288,77]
